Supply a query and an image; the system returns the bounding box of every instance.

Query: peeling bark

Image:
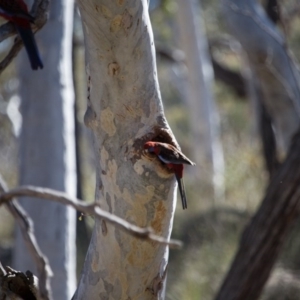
[73,1,178,299]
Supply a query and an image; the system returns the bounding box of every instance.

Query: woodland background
[0,0,300,299]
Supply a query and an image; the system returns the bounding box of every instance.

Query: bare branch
[0,176,52,300]
[0,39,23,73]
[0,22,15,43]
[0,186,182,249]
[31,0,50,27]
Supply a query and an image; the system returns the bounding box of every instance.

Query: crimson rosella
[144,141,195,210]
[0,0,43,70]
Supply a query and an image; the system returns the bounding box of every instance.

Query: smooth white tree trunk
[13,1,76,299]
[177,0,225,200]
[73,0,178,299]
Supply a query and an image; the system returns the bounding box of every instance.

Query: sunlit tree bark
[73,0,179,299]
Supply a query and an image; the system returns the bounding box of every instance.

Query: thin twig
[0,22,15,43]
[0,185,183,249]
[0,40,23,73]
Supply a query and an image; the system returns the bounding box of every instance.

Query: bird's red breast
[167,163,184,178]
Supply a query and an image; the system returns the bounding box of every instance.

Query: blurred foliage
[0,0,299,299]
[167,208,250,300]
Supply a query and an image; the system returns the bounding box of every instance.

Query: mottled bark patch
[146,266,168,296]
[101,220,108,236]
[108,62,120,76]
[100,107,116,136]
[91,249,100,273]
[110,15,122,33]
[84,106,97,129]
[100,147,109,169]
[99,5,112,19]
[151,200,167,234]
[133,160,145,175]
[122,9,133,32]
[127,238,156,267]
[143,154,174,179]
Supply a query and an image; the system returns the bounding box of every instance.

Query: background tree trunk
[73,0,179,299]
[215,129,300,300]
[221,0,300,152]
[176,0,225,201]
[13,1,77,299]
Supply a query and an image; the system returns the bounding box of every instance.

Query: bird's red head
[144,141,158,154]
[144,141,156,149]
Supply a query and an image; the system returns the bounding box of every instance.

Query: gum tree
[73,0,182,298]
